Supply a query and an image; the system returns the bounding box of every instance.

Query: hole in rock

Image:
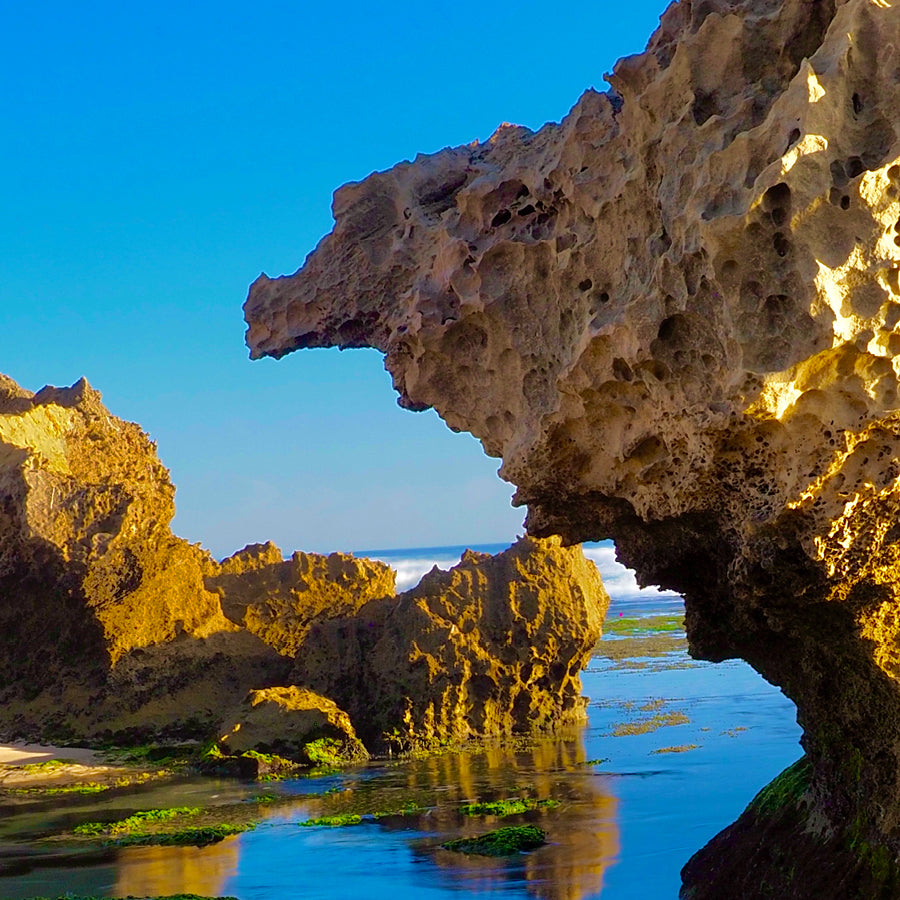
[517,205,535,216]
[852,92,863,115]
[612,357,634,382]
[773,233,791,257]
[840,195,850,211]
[599,291,610,304]
[830,160,849,188]
[490,209,512,228]
[579,279,594,292]
[846,157,865,179]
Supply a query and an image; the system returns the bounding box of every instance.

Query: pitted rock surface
[292,536,608,750]
[207,542,396,656]
[245,0,900,894]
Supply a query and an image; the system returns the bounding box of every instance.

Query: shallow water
[0,542,802,899]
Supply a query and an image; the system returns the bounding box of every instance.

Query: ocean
[0,541,801,900]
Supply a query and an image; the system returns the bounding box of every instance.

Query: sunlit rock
[292,536,608,751]
[207,542,395,656]
[245,0,900,892]
[0,376,286,741]
[218,686,369,764]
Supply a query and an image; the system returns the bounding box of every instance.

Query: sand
[0,742,103,766]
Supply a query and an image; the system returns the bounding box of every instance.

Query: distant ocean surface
[0,540,801,900]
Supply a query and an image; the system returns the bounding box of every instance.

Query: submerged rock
[292,536,608,751]
[244,0,900,890]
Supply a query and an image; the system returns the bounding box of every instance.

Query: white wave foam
[367,542,680,601]
[581,545,680,602]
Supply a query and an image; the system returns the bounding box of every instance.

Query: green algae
[602,614,685,636]
[24,895,239,900]
[441,824,547,856]
[650,744,700,754]
[74,806,201,836]
[15,758,78,773]
[749,757,811,817]
[612,711,690,736]
[459,798,560,817]
[372,800,427,818]
[111,824,253,847]
[299,813,363,827]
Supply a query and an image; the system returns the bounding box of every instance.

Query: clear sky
[1,0,670,559]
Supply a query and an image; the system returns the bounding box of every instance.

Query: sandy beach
[0,742,103,767]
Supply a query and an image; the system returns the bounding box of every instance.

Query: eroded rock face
[245,0,900,891]
[292,536,607,750]
[0,375,603,756]
[0,377,287,741]
[207,542,396,656]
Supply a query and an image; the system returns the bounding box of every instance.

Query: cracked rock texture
[291,536,607,751]
[245,0,900,893]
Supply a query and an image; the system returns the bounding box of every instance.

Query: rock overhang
[243,1,900,890]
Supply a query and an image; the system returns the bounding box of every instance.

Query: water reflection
[401,739,619,900]
[286,734,619,900]
[114,839,239,897]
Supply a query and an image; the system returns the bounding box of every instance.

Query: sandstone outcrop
[207,541,395,656]
[218,686,368,764]
[292,536,607,751]
[0,376,287,741]
[245,0,900,892]
[0,375,604,759]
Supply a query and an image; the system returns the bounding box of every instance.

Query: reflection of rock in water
[402,739,619,900]
[113,838,239,897]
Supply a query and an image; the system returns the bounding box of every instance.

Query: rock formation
[0,375,605,757]
[244,0,900,893]
[218,686,369,764]
[291,536,607,750]
[0,376,288,741]
[207,541,395,656]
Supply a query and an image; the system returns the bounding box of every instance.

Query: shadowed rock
[244,0,900,892]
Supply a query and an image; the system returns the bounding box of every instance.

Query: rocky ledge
[244,0,900,894]
[0,375,606,757]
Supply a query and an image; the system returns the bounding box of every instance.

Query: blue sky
[1,1,669,558]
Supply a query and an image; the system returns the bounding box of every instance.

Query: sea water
[0,542,801,899]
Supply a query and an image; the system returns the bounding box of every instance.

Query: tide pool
[0,542,801,899]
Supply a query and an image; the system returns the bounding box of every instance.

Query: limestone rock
[293,536,608,750]
[245,0,900,889]
[218,686,368,764]
[207,542,395,656]
[0,376,286,741]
